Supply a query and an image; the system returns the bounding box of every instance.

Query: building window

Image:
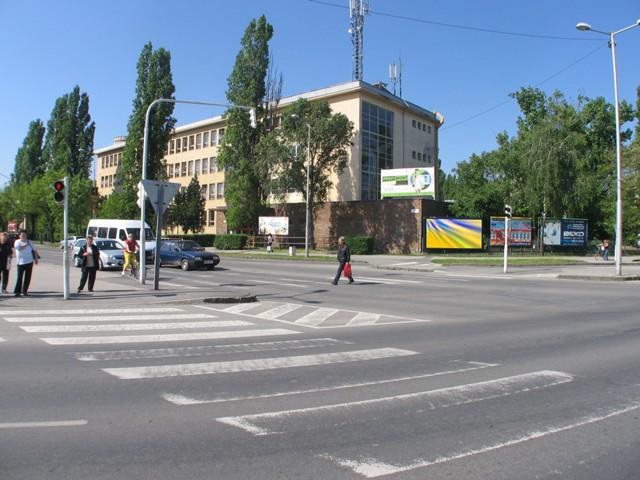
[202,157,208,174]
[217,182,224,199]
[203,131,209,148]
[173,163,179,177]
[196,133,202,149]
[412,150,416,159]
[200,184,207,199]
[412,119,416,128]
[181,162,187,176]
[188,160,194,176]
[218,128,225,144]
[189,135,195,150]
[176,138,181,153]
[208,184,216,200]
[428,125,432,134]
[195,159,201,176]
[418,152,422,161]
[168,164,174,177]
[211,130,217,146]
[183,137,188,151]
[361,101,394,200]
[101,157,105,169]
[169,140,175,154]
[210,157,217,173]
[207,209,215,226]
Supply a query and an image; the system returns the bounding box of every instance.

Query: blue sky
[1,0,638,183]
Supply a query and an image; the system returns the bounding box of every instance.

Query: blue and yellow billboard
[426,218,483,249]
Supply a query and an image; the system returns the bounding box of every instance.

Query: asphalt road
[1,254,639,479]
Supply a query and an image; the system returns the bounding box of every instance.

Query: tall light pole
[290,114,311,257]
[140,99,256,284]
[576,19,640,276]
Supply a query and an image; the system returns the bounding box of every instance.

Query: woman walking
[77,236,100,293]
[0,232,13,293]
[13,230,40,297]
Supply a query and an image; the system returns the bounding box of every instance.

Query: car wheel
[206,266,214,271]
[181,259,190,271]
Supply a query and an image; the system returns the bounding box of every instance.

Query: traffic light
[136,181,144,208]
[53,180,65,205]
[504,204,513,218]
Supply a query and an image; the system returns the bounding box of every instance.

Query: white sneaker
[121,271,125,276]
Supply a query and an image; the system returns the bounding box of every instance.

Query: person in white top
[13,230,39,297]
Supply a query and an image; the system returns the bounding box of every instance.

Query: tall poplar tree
[116,42,176,219]
[12,119,46,184]
[218,16,274,232]
[42,85,95,177]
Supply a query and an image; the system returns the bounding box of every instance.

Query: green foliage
[13,120,46,184]
[167,177,205,234]
[180,234,216,247]
[42,86,95,177]
[118,42,176,218]
[344,236,374,254]
[97,191,134,219]
[214,234,247,250]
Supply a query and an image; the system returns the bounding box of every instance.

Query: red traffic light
[53,180,65,204]
[53,180,65,192]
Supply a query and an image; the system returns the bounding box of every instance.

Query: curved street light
[576,19,640,276]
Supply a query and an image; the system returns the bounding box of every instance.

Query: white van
[86,219,156,255]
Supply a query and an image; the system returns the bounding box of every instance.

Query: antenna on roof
[389,57,403,97]
[349,0,369,81]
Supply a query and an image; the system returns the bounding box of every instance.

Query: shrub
[214,234,247,250]
[345,236,374,254]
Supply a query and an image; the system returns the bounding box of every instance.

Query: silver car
[73,239,124,270]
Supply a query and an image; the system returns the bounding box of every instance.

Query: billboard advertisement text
[490,217,532,246]
[381,167,435,198]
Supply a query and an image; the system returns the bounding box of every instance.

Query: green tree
[12,119,46,184]
[117,42,176,219]
[42,86,95,177]
[169,177,205,234]
[218,15,274,232]
[270,99,354,246]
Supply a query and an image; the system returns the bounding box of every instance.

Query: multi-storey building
[95,80,443,234]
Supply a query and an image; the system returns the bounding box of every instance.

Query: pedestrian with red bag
[332,236,354,285]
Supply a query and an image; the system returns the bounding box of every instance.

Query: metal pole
[610,32,623,276]
[153,186,164,290]
[63,176,69,300]
[503,216,509,274]
[305,123,311,258]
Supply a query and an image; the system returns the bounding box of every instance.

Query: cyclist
[122,233,139,276]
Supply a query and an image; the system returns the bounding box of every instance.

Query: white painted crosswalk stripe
[0,308,184,316]
[223,303,263,314]
[103,347,418,380]
[20,320,252,333]
[162,361,498,405]
[256,304,303,319]
[216,370,574,436]
[0,420,88,429]
[346,312,380,326]
[296,308,338,326]
[75,338,351,362]
[4,313,217,323]
[357,276,422,284]
[41,328,300,345]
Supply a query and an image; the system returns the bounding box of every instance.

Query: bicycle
[123,251,139,278]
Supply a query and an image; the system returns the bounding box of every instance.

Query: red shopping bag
[343,262,352,277]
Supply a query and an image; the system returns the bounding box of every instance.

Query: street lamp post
[290,114,311,257]
[140,99,256,284]
[576,19,640,276]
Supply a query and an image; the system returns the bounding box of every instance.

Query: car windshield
[75,240,86,248]
[180,241,203,251]
[96,240,122,250]
[126,228,155,241]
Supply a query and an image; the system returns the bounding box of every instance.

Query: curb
[557,274,640,282]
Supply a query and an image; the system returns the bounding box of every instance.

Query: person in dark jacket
[77,236,100,293]
[0,232,13,293]
[332,236,354,285]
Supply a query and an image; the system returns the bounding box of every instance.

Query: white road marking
[216,370,573,436]
[0,308,183,316]
[21,320,251,333]
[356,276,422,285]
[346,312,380,326]
[158,282,198,289]
[0,420,88,429]
[223,303,263,314]
[0,337,5,342]
[389,261,419,266]
[326,401,640,478]
[296,308,339,326]
[5,313,217,323]
[75,338,351,362]
[103,347,418,380]
[253,279,306,288]
[257,304,303,319]
[433,270,513,280]
[41,328,300,345]
[163,361,498,405]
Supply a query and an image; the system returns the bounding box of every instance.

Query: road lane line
[163,361,499,405]
[21,320,252,333]
[104,348,418,380]
[76,338,351,361]
[356,276,422,284]
[389,261,418,266]
[296,308,339,326]
[5,313,217,323]
[158,282,198,289]
[41,328,300,345]
[216,370,573,436]
[326,401,640,478]
[346,312,380,326]
[0,420,88,429]
[0,308,184,316]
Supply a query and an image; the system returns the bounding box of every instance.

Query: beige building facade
[95,80,443,234]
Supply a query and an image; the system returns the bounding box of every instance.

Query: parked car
[158,240,220,271]
[73,239,125,270]
[59,236,82,249]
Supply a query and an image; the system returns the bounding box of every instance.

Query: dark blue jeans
[14,262,33,294]
[333,261,354,284]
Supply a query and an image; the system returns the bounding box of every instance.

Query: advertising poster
[381,167,435,198]
[543,220,561,246]
[258,216,289,235]
[543,219,587,247]
[426,218,482,249]
[490,217,532,246]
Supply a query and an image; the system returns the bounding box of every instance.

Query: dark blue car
[158,240,220,271]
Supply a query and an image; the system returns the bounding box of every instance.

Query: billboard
[490,217,532,246]
[426,218,483,249]
[543,219,587,247]
[258,216,289,235]
[381,167,435,198]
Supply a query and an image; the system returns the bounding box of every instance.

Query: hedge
[214,234,247,250]
[345,236,374,254]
